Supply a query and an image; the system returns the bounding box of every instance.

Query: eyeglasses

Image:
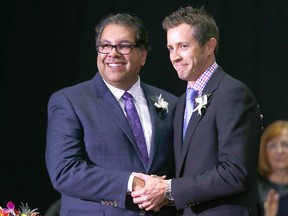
[97,43,139,55]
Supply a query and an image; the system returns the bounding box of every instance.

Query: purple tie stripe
[122,92,149,167]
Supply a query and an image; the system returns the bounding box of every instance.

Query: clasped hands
[264,189,279,216]
[131,172,170,212]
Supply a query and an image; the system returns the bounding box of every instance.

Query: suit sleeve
[45,91,130,208]
[172,84,261,208]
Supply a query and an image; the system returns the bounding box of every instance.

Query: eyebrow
[99,39,135,44]
[167,42,188,46]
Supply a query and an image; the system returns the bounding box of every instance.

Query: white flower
[192,92,212,115]
[151,94,169,116]
[153,94,169,113]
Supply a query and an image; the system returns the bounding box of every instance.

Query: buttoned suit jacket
[172,67,262,216]
[45,73,178,216]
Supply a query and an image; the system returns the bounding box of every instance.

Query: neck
[269,170,288,185]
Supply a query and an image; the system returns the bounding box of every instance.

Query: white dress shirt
[103,77,152,192]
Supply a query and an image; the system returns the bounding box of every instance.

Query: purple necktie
[183,88,198,138]
[122,92,149,167]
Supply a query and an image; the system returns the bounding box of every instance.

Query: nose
[276,145,284,154]
[170,49,181,62]
[108,46,120,56]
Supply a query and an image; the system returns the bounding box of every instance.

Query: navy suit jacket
[45,73,178,216]
[172,67,262,216]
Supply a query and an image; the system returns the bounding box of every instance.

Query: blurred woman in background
[258,120,288,216]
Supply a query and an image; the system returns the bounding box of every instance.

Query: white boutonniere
[192,92,212,116]
[151,94,169,117]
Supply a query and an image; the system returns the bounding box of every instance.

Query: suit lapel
[174,95,185,175]
[90,74,144,162]
[141,84,160,171]
[180,107,203,167]
[177,67,226,176]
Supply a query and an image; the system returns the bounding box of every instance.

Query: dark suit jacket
[45,73,178,216]
[172,67,262,216]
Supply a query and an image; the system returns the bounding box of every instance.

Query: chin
[177,72,188,81]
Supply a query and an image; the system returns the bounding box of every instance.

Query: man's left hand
[131,172,169,211]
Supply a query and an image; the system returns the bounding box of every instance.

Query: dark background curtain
[1,0,287,213]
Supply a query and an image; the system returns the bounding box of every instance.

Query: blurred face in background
[266,129,288,172]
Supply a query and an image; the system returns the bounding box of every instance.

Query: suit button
[113,200,118,207]
[139,210,145,215]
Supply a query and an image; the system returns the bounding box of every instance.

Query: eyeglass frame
[96,42,140,55]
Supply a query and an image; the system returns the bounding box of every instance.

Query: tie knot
[186,88,198,101]
[122,92,133,101]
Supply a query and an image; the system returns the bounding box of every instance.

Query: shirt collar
[187,62,218,92]
[103,76,142,102]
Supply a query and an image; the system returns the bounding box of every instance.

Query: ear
[140,49,148,66]
[206,38,217,55]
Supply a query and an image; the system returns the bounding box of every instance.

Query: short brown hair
[162,6,219,55]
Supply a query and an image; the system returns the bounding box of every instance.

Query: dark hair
[162,6,219,55]
[95,13,151,51]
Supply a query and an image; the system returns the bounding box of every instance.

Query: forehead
[280,129,288,139]
[167,23,196,44]
[269,129,288,143]
[100,24,136,43]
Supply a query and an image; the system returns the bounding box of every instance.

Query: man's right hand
[132,175,145,191]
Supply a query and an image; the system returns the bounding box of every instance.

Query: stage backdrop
[1,0,287,213]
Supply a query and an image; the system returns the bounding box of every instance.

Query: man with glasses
[45,13,178,216]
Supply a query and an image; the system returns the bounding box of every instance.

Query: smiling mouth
[174,64,187,71]
[107,63,125,68]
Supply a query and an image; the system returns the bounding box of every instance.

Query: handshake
[131,172,173,212]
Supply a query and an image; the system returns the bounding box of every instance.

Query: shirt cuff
[167,179,172,190]
[127,173,135,193]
